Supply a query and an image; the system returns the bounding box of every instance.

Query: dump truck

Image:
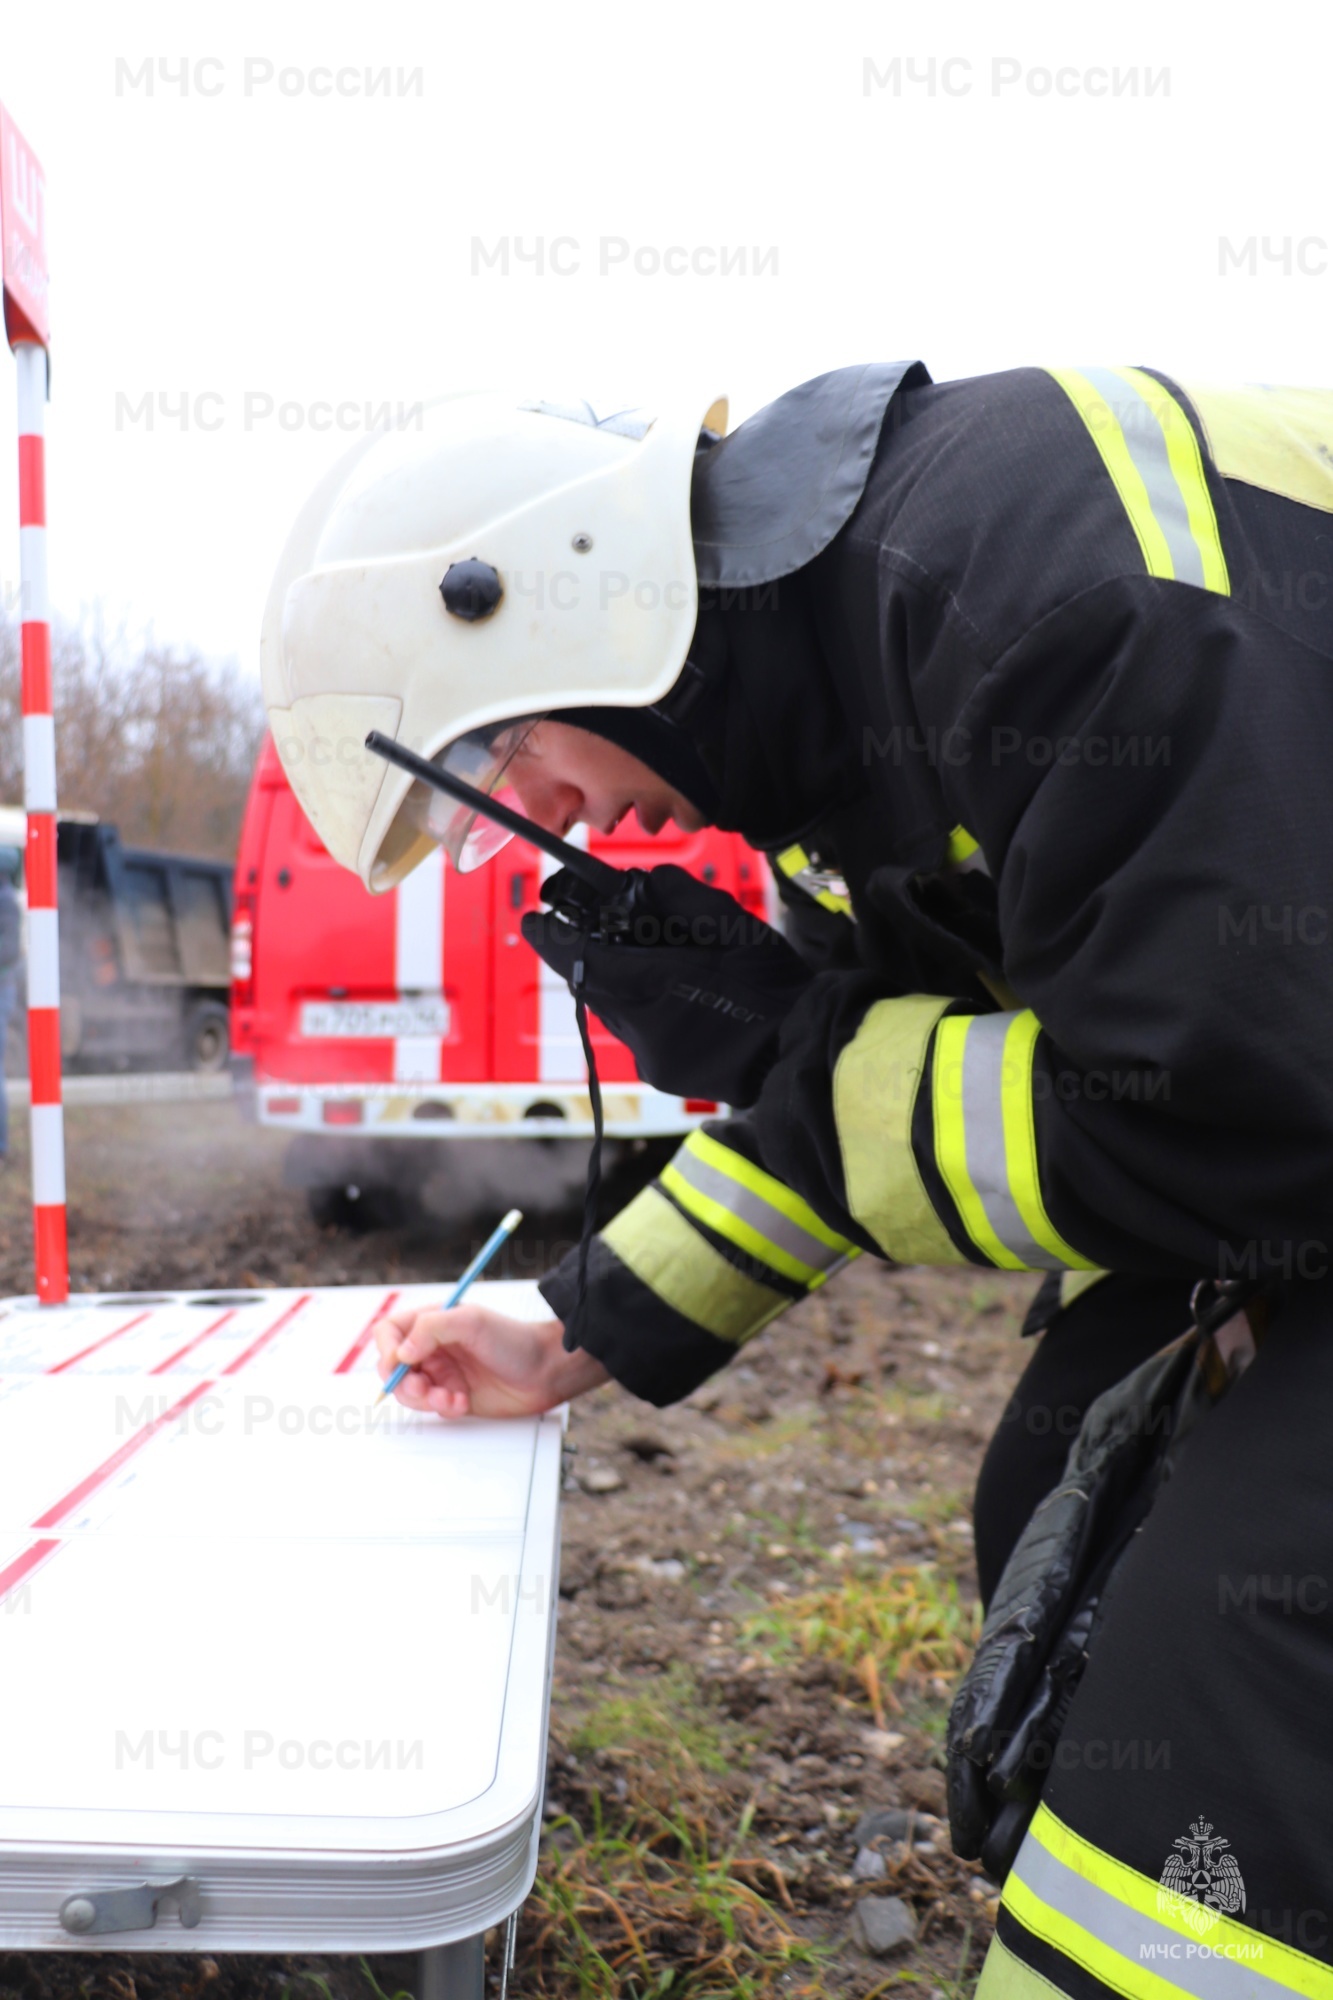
[0,806,234,1072]
[56,819,234,1071]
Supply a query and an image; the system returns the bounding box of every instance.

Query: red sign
[0,104,48,347]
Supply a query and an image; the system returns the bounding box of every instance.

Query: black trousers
[973,1273,1196,1607]
[980,1272,1333,1998]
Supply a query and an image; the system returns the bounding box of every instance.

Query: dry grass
[520,1669,829,1997]
[742,1564,981,1723]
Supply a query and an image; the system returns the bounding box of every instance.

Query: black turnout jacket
[541,361,1333,1404]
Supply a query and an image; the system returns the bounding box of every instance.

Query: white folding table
[0,1279,564,1997]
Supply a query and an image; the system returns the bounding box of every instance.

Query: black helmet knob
[439,558,504,622]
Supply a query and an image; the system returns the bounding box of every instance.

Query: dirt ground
[0,1101,1040,2000]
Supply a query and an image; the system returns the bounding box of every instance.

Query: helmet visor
[399,717,542,872]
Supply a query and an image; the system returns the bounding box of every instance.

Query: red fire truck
[230,737,772,1225]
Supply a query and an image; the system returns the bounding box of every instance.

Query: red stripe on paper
[0,1538,60,1607]
[32,1380,213,1529]
[219,1293,312,1375]
[150,1309,236,1376]
[47,1311,150,1375]
[332,1290,399,1374]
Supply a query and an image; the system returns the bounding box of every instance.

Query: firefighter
[264,366,1333,1996]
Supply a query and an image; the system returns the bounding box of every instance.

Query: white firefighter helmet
[261,388,728,892]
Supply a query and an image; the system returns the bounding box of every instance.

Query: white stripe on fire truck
[393,845,445,1083]
[539,843,587,1084]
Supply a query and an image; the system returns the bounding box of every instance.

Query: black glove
[520,863,813,1108]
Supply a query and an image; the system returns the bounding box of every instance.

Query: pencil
[376,1207,524,1403]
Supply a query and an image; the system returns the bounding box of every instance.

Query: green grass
[724,1385,954,1471]
[568,1664,736,1783]
[878,1387,951,1427]
[539,1669,835,1994]
[900,1486,972,1531]
[524,1797,830,1999]
[742,1563,980,1721]
[857,1923,981,2000]
[356,1965,415,2000]
[725,1410,823,1459]
[744,1504,827,1556]
[898,1690,951,1747]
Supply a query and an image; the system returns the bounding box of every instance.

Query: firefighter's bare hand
[373,1302,608,1418]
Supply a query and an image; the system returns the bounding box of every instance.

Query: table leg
[419,1931,485,2000]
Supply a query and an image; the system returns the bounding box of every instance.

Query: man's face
[505,720,707,841]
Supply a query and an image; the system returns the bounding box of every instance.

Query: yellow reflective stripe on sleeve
[1129,369,1230,594]
[602,1186,790,1346]
[775,843,854,917]
[934,1015,1028,1270]
[684,1131,855,1255]
[833,994,969,1265]
[1048,367,1172,576]
[1004,1805,1333,2000]
[661,1130,859,1289]
[1002,1870,1189,2000]
[1047,365,1230,594]
[1000,1011,1098,1270]
[932,1012,1097,1271]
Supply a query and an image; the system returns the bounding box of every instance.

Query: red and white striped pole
[16,339,66,1304]
[2,105,65,1304]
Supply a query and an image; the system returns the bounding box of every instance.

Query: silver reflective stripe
[775,844,855,917]
[669,1145,845,1274]
[1080,368,1206,588]
[798,863,853,905]
[1014,1827,1280,2000]
[962,1017,1062,1271]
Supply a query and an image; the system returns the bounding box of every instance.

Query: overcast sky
[1,0,1327,681]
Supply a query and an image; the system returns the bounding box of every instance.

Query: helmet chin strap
[565,948,604,1356]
